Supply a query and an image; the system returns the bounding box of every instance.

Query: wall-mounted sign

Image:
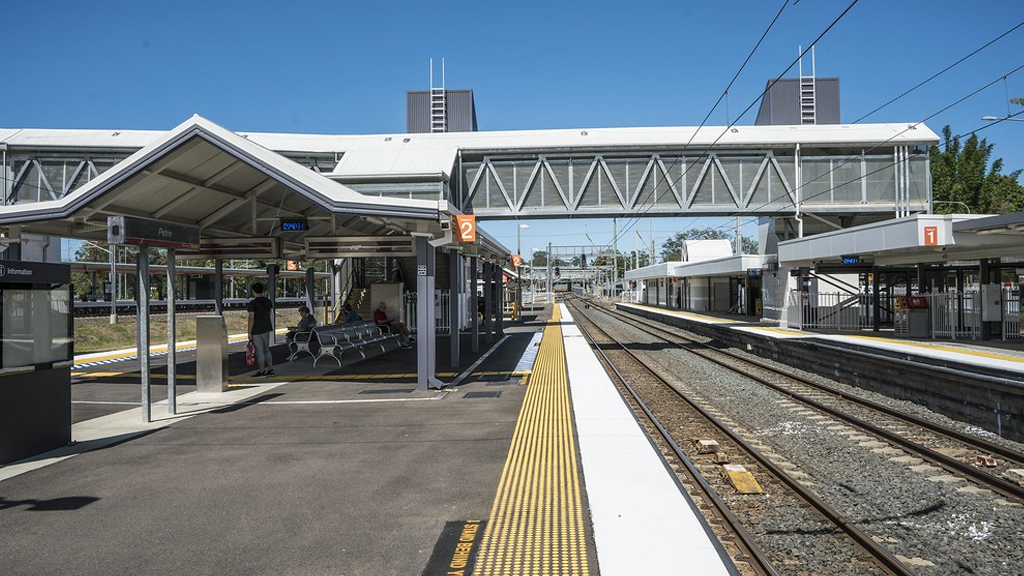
[108,216,200,249]
[511,254,522,267]
[280,219,310,232]
[417,265,427,276]
[175,238,281,260]
[841,256,861,265]
[923,225,939,246]
[456,215,476,242]
[746,268,763,278]
[285,260,299,271]
[0,259,70,285]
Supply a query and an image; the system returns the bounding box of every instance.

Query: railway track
[581,298,1024,503]
[566,298,918,576]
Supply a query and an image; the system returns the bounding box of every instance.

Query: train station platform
[617,301,1024,443]
[616,302,1024,377]
[0,302,737,575]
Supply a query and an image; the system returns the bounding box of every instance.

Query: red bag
[245,340,256,366]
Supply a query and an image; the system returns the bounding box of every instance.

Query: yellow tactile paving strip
[475,306,590,576]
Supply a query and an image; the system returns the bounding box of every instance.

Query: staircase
[430,88,447,133]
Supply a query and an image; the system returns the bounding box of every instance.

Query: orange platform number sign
[456,215,476,242]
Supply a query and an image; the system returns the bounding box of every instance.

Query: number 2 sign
[456,215,476,242]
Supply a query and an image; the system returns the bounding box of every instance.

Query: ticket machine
[0,260,73,464]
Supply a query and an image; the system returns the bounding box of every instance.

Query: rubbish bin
[905,296,931,338]
[196,315,229,393]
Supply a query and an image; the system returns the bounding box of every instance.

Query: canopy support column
[416,237,442,391]
[483,262,493,343]
[450,251,461,368]
[470,256,479,353]
[491,264,499,336]
[109,246,118,324]
[137,248,151,423]
[305,267,316,312]
[166,249,177,416]
[214,259,224,315]
[267,264,277,344]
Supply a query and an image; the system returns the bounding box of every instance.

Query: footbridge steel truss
[2,123,936,220]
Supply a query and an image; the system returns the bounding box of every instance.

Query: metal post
[483,261,493,343]
[214,258,224,315]
[470,256,479,353]
[109,246,118,324]
[495,263,505,337]
[612,218,618,298]
[166,249,177,416]
[137,247,151,423]
[304,266,316,311]
[267,263,277,344]
[449,251,461,368]
[546,242,553,304]
[416,237,442,390]
[872,269,881,332]
[516,226,523,322]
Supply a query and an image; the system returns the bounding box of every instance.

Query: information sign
[108,216,200,249]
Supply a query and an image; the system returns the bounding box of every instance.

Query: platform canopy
[0,115,508,260]
[776,213,1024,267]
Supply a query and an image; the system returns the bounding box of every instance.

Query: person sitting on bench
[373,301,412,347]
[342,303,362,325]
[286,305,318,353]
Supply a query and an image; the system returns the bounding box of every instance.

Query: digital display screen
[280,219,309,232]
[841,256,861,265]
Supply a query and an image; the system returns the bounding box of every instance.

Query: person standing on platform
[247,282,275,377]
[373,301,412,348]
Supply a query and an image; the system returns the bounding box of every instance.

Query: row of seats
[289,321,403,367]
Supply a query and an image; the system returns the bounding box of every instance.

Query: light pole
[517,224,529,322]
[530,248,539,304]
[982,115,1024,123]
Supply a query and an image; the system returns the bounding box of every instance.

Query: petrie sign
[108,216,200,249]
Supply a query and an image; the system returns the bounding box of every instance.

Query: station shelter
[775,212,1024,340]
[625,239,774,317]
[0,116,510,460]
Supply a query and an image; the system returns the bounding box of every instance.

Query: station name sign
[0,259,70,284]
[108,216,200,249]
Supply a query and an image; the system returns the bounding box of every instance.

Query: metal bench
[310,324,402,367]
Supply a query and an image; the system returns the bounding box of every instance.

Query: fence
[620,290,641,304]
[787,291,874,332]
[795,288,1022,341]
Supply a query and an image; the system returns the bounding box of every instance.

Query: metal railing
[1003,288,1020,340]
[788,291,873,332]
[929,291,982,339]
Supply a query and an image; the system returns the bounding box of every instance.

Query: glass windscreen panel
[1,284,72,369]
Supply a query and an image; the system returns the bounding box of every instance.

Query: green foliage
[930,125,1024,215]
[660,227,759,261]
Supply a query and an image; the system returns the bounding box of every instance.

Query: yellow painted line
[623,303,741,324]
[475,305,589,576]
[840,334,1024,364]
[75,330,287,364]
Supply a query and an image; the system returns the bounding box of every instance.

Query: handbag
[246,340,256,366]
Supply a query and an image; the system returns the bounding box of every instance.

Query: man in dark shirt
[246,283,275,377]
[342,303,362,325]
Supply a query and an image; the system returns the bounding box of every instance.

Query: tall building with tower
[407,59,478,133]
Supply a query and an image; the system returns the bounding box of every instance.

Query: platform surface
[561,304,735,576]
[619,302,1024,376]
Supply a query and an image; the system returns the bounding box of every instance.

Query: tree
[660,227,759,261]
[930,125,1024,215]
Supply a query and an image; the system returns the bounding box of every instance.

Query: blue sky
[4,0,1022,258]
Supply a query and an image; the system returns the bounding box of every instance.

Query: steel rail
[567,299,918,576]
[590,301,1024,502]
